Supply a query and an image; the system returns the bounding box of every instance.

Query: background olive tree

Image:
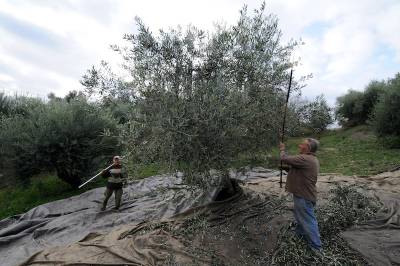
[302,95,333,134]
[335,72,400,147]
[372,73,400,147]
[285,95,333,136]
[0,95,120,188]
[336,81,385,127]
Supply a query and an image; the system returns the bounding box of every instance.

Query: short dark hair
[306,138,319,153]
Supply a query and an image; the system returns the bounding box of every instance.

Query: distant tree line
[335,73,400,147]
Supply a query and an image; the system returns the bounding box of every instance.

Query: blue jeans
[293,194,322,250]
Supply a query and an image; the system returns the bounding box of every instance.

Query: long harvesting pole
[78,163,114,189]
[280,69,293,188]
[79,152,131,189]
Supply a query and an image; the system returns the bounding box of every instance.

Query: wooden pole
[280,69,293,188]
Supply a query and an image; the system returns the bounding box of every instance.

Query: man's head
[113,155,121,165]
[298,138,319,154]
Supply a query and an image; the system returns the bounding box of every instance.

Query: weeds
[0,174,105,219]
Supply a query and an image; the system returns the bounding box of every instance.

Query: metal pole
[280,69,293,188]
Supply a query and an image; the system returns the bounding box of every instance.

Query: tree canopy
[83,4,303,188]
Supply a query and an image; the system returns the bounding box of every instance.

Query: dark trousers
[103,187,123,209]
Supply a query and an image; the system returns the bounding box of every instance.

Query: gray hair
[306,138,320,153]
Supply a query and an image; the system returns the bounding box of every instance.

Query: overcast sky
[0,0,399,105]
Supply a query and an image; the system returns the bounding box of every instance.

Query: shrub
[378,135,400,149]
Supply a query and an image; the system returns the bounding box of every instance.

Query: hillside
[269,126,400,176]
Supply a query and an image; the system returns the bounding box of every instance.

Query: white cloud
[270,0,400,105]
[0,73,14,82]
[374,3,400,62]
[0,0,399,103]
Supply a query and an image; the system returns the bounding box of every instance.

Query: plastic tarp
[1,167,399,265]
[340,170,400,266]
[244,169,400,266]
[0,174,220,266]
[17,175,288,266]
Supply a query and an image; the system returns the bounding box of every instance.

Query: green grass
[0,174,106,220]
[129,162,167,179]
[255,125,400,176]
[311,126,399,175]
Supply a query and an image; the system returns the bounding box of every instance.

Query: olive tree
[303,95,333,134]
[372,73,400,147]
[0,97,120,187]
[335,90,364,127]
[84,4,302,193]
[335,81,385,127]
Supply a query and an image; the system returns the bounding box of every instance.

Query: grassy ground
[0,174,106,220]
[1,125,399,220]
[234,125,400,176]
[281,126,400,175]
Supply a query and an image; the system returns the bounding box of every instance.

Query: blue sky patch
[303,21,331,37]
[373,43,399,71]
